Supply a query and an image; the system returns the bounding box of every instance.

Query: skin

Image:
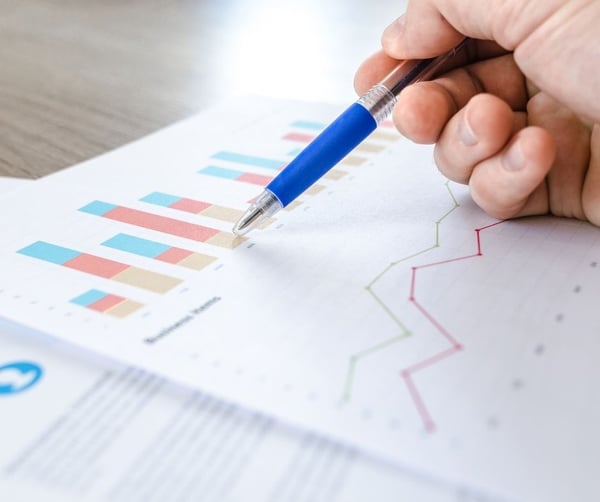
[354,0,600,224]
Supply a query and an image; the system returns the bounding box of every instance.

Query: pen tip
[232,218,251,237]
[232,207,262,236]
[232,190,283,237]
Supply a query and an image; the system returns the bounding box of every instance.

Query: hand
[355,0,600,224]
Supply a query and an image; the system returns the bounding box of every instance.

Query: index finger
[354,38,507,95]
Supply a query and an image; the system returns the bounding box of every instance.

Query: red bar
[237,173,273,186]
[88,294,125,312]
[103,206,220,242]
[64,254,129,278]
[156,247,193,264]
[170,198,211,214]
[283,132,315,143]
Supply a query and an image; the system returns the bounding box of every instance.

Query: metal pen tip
[232,189,284,237]
[232,207,263,236]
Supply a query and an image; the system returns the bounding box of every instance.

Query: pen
[232,39,469,236]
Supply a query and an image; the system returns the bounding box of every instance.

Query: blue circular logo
[0,361,44,395]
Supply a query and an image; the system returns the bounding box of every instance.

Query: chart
[0,97,599,501]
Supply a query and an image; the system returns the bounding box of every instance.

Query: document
[1,318,500,501]
[0,98,598,501]
[0,178,497,501]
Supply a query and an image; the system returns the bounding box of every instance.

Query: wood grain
[0,0,399,178]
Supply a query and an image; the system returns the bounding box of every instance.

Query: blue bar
[18,241,81,265]
[291,120,325,131]
[79,201,118,216]
[140,192,181,207]
[198,166,242,180]
[102,234,170,258]
[71,289,107,307]
[212,151,283,170]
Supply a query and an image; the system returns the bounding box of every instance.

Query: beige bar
[370,130,400,142]
[341,155,367,166]
[207,232,246,249]
[200,205,244,223]
[284,200,303,212]
[355,142,386,154]
[113,267,182,293]
[304,184,326,196]
[323,170,348,181]
[106,300,143,318]
[178,253,217,270]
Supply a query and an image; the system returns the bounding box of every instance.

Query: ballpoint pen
[232,39,469,236]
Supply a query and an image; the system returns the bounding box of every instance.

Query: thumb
[382,9,464,60]
[381,0,561,59]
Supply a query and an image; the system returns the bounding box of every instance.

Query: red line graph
[403,220,504,432]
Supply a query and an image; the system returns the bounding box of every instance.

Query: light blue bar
[140,192,181,207]
[71,289,107,307]
[212,151,283,170]
[291,120,325,131]
[102,234,169,258]
[287,147,303,156]
[79,200,118,216]
[17,241,81,265]
[198,166,242,180]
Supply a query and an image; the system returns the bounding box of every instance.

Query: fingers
[380,1,508,59]
[354,51,400,96]
[469,126,556,220]
[383,0,600,123]
[381,11,464,59]
[582,125,600,225]
[527,92,591,220]
[433,94,516,183]
[427,92,555,220]
[390,54,527,143]
[380,1,564,59]
[354,40,507,97]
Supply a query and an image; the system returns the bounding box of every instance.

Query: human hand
[355,0,600,224]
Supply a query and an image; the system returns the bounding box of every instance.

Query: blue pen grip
[267,103,377,206]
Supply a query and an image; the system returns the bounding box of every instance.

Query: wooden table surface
[0,0,404,179]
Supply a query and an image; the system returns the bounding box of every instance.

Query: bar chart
[198,166,274,187]
[13,107,400,325]
[102,234,217,271]
[201,145,331,195]
[140,192,244,224]
[211,151,285,170]
[18,242,181,293]
[70,289,143,318]
[79,201,242,249]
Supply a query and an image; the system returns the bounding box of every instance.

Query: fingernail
[503,140,525,171]
[458,111,478,146]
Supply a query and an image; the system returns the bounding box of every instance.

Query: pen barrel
[262,39,470,215]
[267,103,377,206]
[380,57,439,96]
[381,38,469,96]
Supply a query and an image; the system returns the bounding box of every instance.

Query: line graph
[341,180,505,433]
[403,220,503,432]
[340,181,459,403]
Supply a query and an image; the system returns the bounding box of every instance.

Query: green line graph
[340,181,460,403]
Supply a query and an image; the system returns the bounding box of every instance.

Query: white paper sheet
[1,318,498,501]
[0,177,497,501]
[0,98,598,501]
[0,177,30,191]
